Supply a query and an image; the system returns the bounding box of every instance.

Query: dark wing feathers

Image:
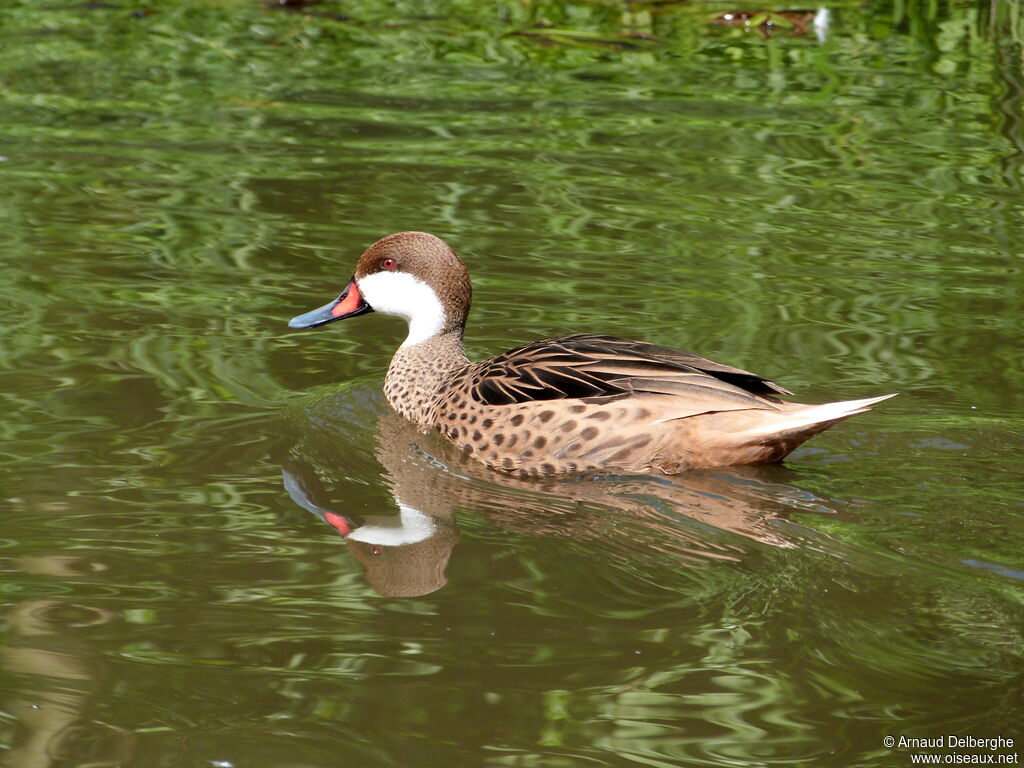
[471,334,791,408]
[560,335,793,396]
[473,347,615,405]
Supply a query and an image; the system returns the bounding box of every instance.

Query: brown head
[288,231,473,346]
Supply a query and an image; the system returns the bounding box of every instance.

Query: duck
[288,231,895,478]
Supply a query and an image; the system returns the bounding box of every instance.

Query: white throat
[356,272,446,348]
[346,503,436,547]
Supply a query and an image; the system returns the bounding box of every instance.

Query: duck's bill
[288,278,373,329]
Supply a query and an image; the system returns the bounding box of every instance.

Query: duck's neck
[384,330,469,429]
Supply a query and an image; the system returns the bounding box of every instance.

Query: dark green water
[2,1,1022,766]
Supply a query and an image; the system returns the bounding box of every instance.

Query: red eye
[381,258,396,270]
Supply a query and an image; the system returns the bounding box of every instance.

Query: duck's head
[288,232,472,346]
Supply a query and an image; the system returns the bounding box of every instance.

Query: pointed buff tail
[744,392,898,442]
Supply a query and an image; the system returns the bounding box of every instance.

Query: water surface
[1,1,1022,766]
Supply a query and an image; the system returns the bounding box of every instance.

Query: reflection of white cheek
[347,503,436,547]
[357,272,446,348]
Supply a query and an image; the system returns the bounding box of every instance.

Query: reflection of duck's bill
[282,462,435,544]
[282,461,362,536]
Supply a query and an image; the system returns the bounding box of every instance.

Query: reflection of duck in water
[288,232,894,478]
[283,393,844,597]
[284,456,459,598]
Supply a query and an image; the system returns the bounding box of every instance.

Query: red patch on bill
[331,283,363,317]
[324,512,352,536]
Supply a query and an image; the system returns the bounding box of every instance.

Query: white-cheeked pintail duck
[288,232,895,478]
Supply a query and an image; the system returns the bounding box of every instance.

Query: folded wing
[470,334,791,414]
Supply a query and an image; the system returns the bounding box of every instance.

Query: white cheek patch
[357,271,447,348]
[346,503,436,547]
